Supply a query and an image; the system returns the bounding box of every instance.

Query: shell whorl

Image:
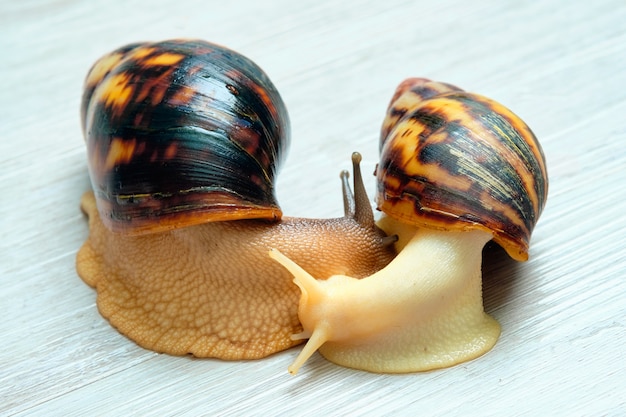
[81,39,289,233]
[376,78,548,261]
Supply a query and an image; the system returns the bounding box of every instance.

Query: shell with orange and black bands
[376,80,548,261]
[81,39,290,234]
[379,77,464,147]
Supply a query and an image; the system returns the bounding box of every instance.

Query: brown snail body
[272,78,548,374]
[77,40,395,359]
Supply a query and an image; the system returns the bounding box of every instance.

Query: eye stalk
[271,78,548,374]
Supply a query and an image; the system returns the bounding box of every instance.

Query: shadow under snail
[271,77,548,374]
[76,39,396,360]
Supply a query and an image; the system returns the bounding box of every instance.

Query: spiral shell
[376,78,548,261]
[81,39,289,233]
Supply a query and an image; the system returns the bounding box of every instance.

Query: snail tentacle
[380,234,399,247]
[269,248,331,375]
[340,170,355,218]
[350,152,376,227]
[339,152,374,227]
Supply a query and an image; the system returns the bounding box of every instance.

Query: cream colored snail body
[271,78,548,374]
[77,39,395,359]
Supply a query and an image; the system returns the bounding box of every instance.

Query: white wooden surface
[2,0,625,415]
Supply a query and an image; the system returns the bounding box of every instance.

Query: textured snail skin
[77,40,395,360]
[272,78,548,374]
[78,185,394,359]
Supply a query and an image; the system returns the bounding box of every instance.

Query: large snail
[271,78,548,374]
[76,39,396,360]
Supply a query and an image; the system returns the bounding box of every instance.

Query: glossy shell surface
[81,39,289,233]
[376,78,548,261]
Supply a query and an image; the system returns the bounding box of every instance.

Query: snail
[271,77,548,374]
[76,39,396,360]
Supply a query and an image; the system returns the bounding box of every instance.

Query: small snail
[76,39,396,359]
[271,77,548,374]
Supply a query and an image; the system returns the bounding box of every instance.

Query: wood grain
[1,0,625,415]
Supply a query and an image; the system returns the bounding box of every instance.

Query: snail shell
[376,78,548,261]
[81,39,288,233]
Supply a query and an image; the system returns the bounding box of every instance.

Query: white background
[1,0,625,415]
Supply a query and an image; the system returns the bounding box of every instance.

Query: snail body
[77,40,395,359]
[272,78,548,374]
